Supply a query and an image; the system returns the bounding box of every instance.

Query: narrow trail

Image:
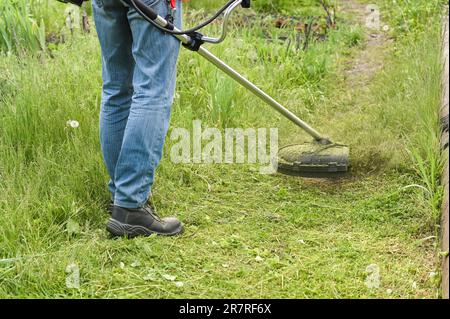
[314,0,397,173]
[340,0,392,88]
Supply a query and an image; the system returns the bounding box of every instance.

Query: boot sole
[106,218,184,238]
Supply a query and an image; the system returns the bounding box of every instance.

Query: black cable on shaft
[129,0,236,35]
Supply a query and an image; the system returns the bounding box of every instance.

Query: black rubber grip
[133,0,158,20]
[133,0,175,30]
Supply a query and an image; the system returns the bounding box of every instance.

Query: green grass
[0,0,446,298]
[0,0,45,55]
[0,0,68,55]
[186,0,329,16]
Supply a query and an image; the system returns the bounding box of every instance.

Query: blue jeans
[93,0,182,208]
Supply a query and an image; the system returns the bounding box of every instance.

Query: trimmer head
[277,142,350,178]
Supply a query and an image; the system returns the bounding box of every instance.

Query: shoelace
[143,204,162,222]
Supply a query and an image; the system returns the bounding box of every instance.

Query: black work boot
[107,204,183,237]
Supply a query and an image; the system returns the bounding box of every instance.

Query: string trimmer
[64,0,350,177]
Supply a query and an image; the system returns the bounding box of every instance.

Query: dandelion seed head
[255,256,264,262]
[66,120,80,129]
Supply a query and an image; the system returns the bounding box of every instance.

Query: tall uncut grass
[0,0,46,54]
[0,0,69,55]
[376,1,445,228]
[403,30,444,228]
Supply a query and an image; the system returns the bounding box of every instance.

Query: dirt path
[340,0,392,87]
[321,0,395,172]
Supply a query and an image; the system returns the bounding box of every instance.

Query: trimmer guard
[277,143,350,177]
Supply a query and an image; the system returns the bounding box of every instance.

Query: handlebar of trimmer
[130,0,251,44]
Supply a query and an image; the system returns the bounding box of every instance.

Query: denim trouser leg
[93,0,182,208]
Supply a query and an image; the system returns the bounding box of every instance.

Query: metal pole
[196,47,326,141]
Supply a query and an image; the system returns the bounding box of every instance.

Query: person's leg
[113,0,182,208]
[92,0,135,200]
